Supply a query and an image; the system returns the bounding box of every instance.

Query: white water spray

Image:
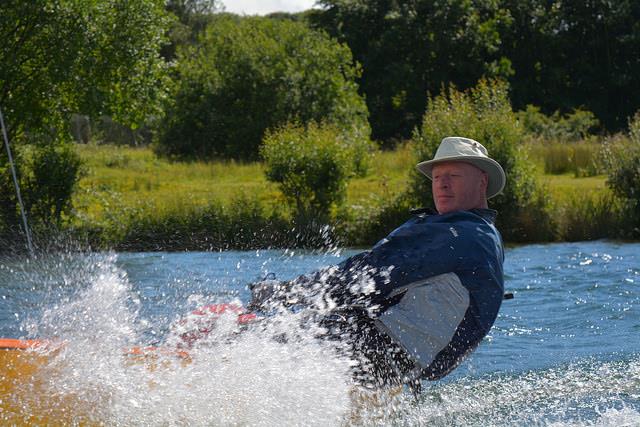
[17,254,357,425]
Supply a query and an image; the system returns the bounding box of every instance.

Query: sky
[221,0,319,15]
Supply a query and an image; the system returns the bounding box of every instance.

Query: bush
[157,15,369,160]
[604,113,640,225]
[411,79,556,242]
[338,193,414,247]
[77,193,341,251]
[517,105,600,142]
[23,139,83,227]
[1,137,82,241]
[261,121,371,223]
[110,195,291,251]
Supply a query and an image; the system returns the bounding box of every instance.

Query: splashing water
[2,242,640,425]
[6,253,356,425]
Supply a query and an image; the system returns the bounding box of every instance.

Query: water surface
[1,241,639,425]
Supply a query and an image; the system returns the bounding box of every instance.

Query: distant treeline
[304,0,640,143]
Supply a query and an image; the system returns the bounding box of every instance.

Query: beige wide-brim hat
[416,136,506,198]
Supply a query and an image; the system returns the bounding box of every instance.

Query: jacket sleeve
[294,217,482,307]
[343,220,475,299]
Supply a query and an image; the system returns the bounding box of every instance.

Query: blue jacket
[303,208,505,378]
[271,208,504,379]
[352,208,503,331]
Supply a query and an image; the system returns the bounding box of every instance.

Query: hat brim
[416,156,506,199]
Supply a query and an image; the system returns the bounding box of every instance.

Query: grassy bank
[73,143,414,228]
[65,141,634,250]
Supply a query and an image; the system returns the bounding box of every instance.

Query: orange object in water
[0,338,94,424]
[0,338,192,424]
[0,337,50,350]
[0,304,256,423]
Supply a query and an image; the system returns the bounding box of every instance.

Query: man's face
[431,161,488,214]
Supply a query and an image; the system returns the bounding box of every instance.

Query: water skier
[249,136,506,391]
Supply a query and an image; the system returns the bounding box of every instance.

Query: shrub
[112,195,291,251]
[411,79,556,242]
[517,105,600,142]
[339,193,414,247]
[157,15,369,160]
[83,193,340,251]
[261,121,371,224]
[604,113,640,226]
[23,139,83,227]
[0,137,82,243]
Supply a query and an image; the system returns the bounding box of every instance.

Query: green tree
[157,15,369,160]
[261,122,370,223]
[0,0,170,139]
[411,79,554,241]
[502,0,640,131]
[0,0,170,237]
[163,0,224,60]
[310,0,513,144]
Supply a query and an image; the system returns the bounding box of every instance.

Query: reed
[525,140,604,177]
[558,192,637,241]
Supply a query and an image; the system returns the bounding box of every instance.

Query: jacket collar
[469,208,498,223]
[411,207,497,223]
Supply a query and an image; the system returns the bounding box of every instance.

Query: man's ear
[480,171,489,191]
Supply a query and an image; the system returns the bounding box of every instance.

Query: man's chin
[435,199,456,214]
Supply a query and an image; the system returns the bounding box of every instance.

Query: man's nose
[438,175,450,188]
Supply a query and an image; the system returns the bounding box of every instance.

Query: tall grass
[558,193,637,241]
[525,141,604,177]
[74,144,280,221]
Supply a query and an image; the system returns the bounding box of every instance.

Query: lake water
[1,241,639,425]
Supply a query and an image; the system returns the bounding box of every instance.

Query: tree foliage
[500,0,640,131]
[516,106,600,142]
[309,0,640,141]
[157,15,369,160]
[310,0,513,143]
[163,0,224,60]
[0,0,171,139]
[0,0,170,235]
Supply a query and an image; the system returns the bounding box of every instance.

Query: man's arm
[249,213,492,311]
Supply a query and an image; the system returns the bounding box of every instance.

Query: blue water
[1,241,639,425]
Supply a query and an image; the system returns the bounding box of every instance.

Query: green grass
[73,143,416,224]
[74,144,279,222]
[540,173,610,200]
[346,142,414,205]
[74,143,610,218]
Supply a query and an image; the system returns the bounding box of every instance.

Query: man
[249,136,505,390]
